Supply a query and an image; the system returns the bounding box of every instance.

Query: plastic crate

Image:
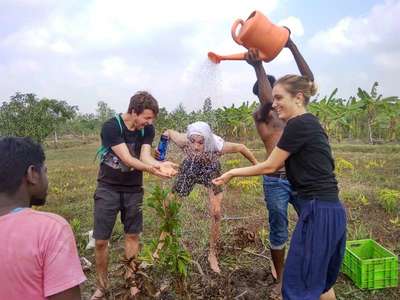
[342,239,398,289]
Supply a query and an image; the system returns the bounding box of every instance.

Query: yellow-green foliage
[365,159,386,169]
[378,188,400,213]
[335,157,354,176]
[229,176,261,193]
[357,194,369,206]
[224,159,241,169]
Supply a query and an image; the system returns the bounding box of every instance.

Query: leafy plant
[70,218,86,254]
[144,186,191,278]
[335,157,354,176]
[377,189,400,213]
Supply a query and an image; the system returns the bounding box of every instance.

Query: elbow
[238,144,248,155]
[263,162,281,174]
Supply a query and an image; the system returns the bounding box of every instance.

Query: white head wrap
[186,121,224,153]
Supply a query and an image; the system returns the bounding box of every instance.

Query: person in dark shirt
[92,91,178,299]
[213,76,346,300]
[245,36,314,298]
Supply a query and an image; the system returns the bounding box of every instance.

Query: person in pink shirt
[0,137,86,300]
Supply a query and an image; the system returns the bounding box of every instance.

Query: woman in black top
[213,75,346,300]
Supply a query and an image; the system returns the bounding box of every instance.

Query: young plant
[144,186,191,278]
[70,217,86,254]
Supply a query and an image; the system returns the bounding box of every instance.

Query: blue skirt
[282,196,347,300]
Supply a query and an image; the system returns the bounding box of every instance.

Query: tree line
[1,82,399,144]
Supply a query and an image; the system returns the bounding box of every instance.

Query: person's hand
[146,165,172,179]
[154,130,170,160]
[245,48,262,67]
[162,130,170,137]
[212,171,234,186]
[284,33,293,48]
[159,161,179,177]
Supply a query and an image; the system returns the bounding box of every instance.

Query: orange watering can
[208,10,290,64]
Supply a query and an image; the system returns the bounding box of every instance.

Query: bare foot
[270,261,278,280]
[208,253,221,273]
[130,286,140,297]
[90,289,105,300]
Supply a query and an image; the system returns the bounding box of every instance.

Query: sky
[0,0,399,113]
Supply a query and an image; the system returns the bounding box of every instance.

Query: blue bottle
[156,134,169,161]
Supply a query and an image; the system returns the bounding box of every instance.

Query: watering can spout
[207,52,223,64]
[208,51,268,64]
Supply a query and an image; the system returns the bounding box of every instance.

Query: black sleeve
[142,125,155,145]
[101,119,124,148]
[277,117,311,154]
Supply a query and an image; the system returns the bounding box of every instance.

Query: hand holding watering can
[208,10,290,64]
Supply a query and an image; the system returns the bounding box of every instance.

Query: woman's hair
[275,75,317,105]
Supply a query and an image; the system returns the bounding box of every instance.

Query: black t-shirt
[97,116,155,192]
[277,113,338,198]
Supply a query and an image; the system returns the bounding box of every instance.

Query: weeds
[349,222,371,240]
[335,157,354,176]
[377,188,400,213]
[70,218,86,253]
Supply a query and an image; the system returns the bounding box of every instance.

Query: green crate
[342,239,398,289]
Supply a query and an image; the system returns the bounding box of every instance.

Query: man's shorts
[172,157,223,197]
[93,185,144,240]
[263,175,292,249]
[282,195,347,300]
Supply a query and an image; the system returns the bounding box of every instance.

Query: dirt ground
[43,143,400,299]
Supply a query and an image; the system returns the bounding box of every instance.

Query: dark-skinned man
[0,137,86,300]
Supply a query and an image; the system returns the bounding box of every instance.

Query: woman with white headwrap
[155,121,258,273]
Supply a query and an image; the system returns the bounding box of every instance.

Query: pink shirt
[0,209,86,299]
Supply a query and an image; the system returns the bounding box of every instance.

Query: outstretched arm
[221,142,258,165]
[246,49,273,104]
[163,129,188,149]
[213,147,289,185]
[285,37,314,81]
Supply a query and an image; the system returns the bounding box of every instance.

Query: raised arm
[221,142,258,165]
[245,49,273,104]
[285,37,314,81]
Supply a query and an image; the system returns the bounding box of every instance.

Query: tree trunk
[367,119,374,144]
[54,130,58,148]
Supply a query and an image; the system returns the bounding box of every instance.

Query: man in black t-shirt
[91,91,177,299]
